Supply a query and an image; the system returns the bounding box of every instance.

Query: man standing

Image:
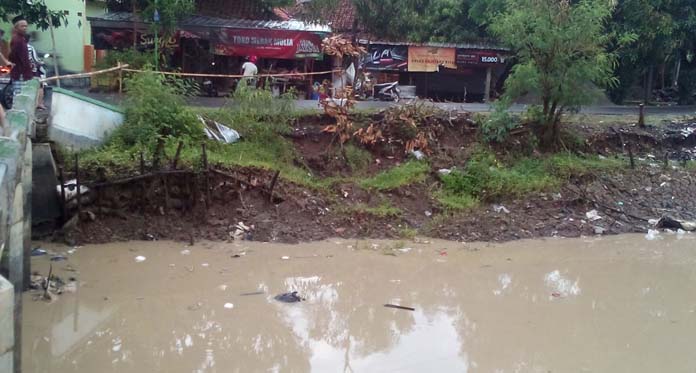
[8,16,34,95]
[240,55,258,88]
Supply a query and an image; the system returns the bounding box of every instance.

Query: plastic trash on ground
[410,150,425,160]
[585,210,602,221]
[198,115,240,144]
[645,229,661,240]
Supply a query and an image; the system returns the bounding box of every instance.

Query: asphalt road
[71,89,696,116]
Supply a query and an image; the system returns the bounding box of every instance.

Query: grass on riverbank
[432,150,624,211]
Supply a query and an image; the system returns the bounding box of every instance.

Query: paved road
[70,88,696,116]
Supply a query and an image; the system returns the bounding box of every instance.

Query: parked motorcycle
[373,81,401,102]
[0,65,12,109]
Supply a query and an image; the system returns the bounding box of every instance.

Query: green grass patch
[339,202,402,218]
[397,227,418,239]
[360,160,430,190]
[436,149,623,204]
[546,153,624,179]
[685,160,696,171]
[344,144,373,174]
[434,191,479,211]
[440,151,558,200]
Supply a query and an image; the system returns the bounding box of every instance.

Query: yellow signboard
[408,46,457,72]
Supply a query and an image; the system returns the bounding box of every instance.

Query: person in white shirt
[240,55,258,88]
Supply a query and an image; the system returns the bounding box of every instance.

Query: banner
[362,44,408,71]
[214,29,323,59]
[408,46,456,72]
[456,50,503,67]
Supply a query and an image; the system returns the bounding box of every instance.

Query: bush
[112,71,203,153]
[97,48,154,70]
[227,84,297,125]
[480,101,519,143]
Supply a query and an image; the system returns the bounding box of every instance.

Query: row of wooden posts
[57,142,281,226]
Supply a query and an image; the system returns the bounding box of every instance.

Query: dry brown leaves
[322,35,367,58]
[321,87,358,144]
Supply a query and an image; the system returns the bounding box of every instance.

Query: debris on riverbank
[49,108,696,245]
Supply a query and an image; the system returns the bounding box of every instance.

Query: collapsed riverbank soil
[63,112,696,245]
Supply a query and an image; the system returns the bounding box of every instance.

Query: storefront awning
[89,12,330,59]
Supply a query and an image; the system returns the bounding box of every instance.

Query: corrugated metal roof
[359,39,509,52]
[88,12,331,33]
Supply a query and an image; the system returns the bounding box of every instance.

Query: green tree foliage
[607,0,696,103]
[0,1,66,30]
[490,0,616,148]
[105,0,194,34]
[299,0,496,43]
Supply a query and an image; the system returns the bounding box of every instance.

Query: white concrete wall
[0,79,39,373]
[0,276,13,373]
[49,88,124,149]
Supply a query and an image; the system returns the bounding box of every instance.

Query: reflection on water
[23,234,696,372]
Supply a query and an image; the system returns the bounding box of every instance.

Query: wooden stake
[140,151,145,214]
[202,143,211,205]
[57,166,67,224]
[638,104,645,128]
[172,141,184,169]
[140,151,145,175]
[628,143,635,169]
[43,264,53,300]
[268,170,280,203]
[118,61,123,94]
[74,154,81,218]
[46,9,61,88]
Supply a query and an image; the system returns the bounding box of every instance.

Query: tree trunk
[673,54,682,88]
[153,139,165,169]
[659,63,665,90]
[644,65,654,104]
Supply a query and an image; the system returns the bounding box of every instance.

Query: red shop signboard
[214,29,323,59]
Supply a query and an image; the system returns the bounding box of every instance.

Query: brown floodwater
[22,234,696,373]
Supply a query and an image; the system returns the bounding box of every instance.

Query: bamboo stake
[74,154,81,219]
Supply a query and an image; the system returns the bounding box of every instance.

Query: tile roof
[196,0,269,20]
[88,12,331,32]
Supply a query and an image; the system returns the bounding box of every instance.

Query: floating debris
[274,292,305,303]
[134,256,147,263]
[384,304,415,311]
[31,248,47,256]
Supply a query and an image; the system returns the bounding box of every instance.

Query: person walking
[8,16,33,96]
[27,37,47,109]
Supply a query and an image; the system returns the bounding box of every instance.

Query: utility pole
[45,3,61,87]
[153,1,160,70]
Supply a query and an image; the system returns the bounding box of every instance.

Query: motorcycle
[373,81,401,102]
[0,65,12,109]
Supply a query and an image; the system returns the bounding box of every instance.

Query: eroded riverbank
[23,234,696,372]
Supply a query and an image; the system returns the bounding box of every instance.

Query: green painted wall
[1,0,107,73]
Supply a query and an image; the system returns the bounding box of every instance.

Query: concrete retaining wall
[49,87,124,150]
[0,79,39,373]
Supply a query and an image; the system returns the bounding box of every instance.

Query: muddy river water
[23,234,696,372]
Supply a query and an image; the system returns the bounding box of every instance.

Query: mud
[60,115,696,245]
[23,234,696,372]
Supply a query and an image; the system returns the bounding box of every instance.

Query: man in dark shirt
[8,16,33,95]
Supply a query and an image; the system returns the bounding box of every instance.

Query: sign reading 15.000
[480,56,498,63]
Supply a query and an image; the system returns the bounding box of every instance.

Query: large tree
[491,0,616,148]
[298,0,496,43]
[0,1,66,30]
